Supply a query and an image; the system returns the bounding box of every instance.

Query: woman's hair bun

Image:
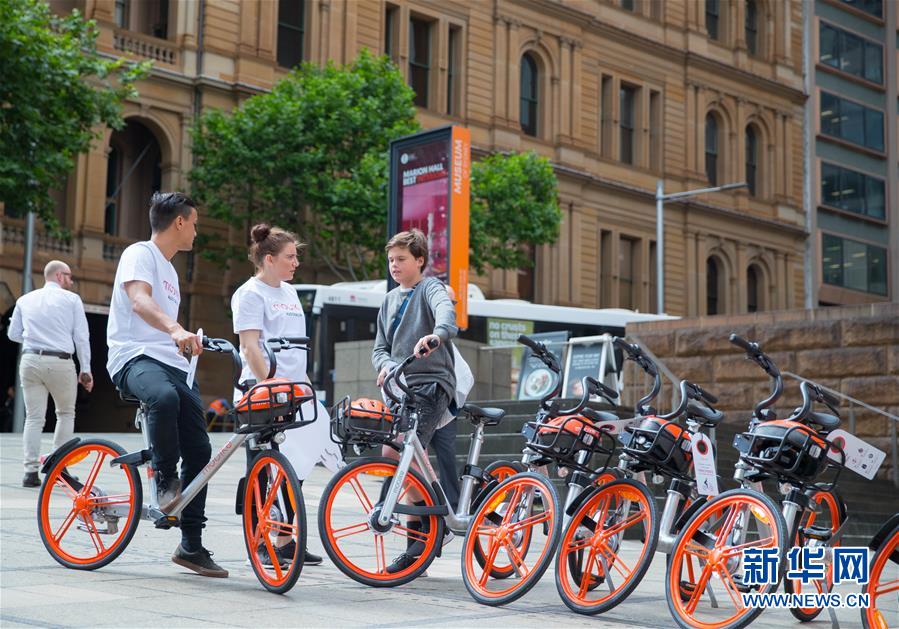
[250,223,271,244]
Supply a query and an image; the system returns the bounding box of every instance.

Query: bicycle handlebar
[729,333,783,421]
[614,337,662,416]
[555,376,619,416]
[381,338,440,405]
[659,380,720,421]
[517,334,564,411]
[202,336,243,391]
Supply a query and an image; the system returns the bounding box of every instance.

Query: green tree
[190,48,419,280]
[0,0,150,228]
[469,151,561,274]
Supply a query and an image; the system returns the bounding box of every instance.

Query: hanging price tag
[691,432,719,496]
[826,429,885,480]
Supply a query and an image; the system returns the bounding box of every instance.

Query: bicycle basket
[528,414,614,472]
[234,378,315,434]
[734,420,831,482]
[331,396,400,445]
[620,416,693,478]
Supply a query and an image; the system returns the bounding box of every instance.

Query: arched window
[707,257,721,315]
[745,0,759,56]
[745,125,758,196]
[105,120,161,240]
[705,113,720,186]
[747,265,760,312]
[706,0,720,40]
[520,53,539,137]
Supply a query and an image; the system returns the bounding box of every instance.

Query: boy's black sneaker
[172,544,228,578]
[23,472,40,487]
[386,552,418,574]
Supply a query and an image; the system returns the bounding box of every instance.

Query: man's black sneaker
[156,475,182,512]
[23,472,40,487]
[172,544,229,578]
[303,550,323,566]
[386,552,419,574]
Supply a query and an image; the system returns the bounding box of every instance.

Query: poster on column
[388,126,470,329]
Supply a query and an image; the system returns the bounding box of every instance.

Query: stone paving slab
[1,433,885,628]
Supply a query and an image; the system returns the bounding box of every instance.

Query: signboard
[388,126,470,329]
[516,331,569,401]
[562,339,605,398]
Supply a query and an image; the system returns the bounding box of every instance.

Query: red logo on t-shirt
[162,280,180,302]
[271,303,301,312]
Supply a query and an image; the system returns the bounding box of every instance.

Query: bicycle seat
[685,400,724,426]
[807,411,840,431]
[117,390,141,406]
[582,408,620,423]
[463,404,506,425]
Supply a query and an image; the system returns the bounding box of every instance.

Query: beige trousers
[20,354,78,473]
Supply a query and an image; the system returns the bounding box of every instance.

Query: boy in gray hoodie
[371,229,458,573]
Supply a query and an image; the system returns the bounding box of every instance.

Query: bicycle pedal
[802,525,833,542]
[154,515,180,529]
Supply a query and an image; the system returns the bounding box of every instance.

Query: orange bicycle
[863,514,899,629]
[37,336,316,594]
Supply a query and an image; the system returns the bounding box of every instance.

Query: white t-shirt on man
[107,241,190,379]
[230,277,307,385]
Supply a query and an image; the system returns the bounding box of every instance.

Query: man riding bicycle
[106,192,227,578]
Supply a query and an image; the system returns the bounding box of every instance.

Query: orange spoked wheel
[472,461,528,580]
[318,457,442,587]
[564,470,624,596]
[555,479,658,614]
[38,439,142,570]
[863,526,899,629]
[784,490,845,621]
[461,472,560,606]
[665,489,788,629]
[242,449,305,594]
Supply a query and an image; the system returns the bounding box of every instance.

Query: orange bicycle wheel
[461,472,560,606]
[784,490,845,621]
[38,439,142,570]
[318,457,442,587]
[564,469,623,595]
[555,478,658,614]
[243,449,305,594]
[472,461,529,579]
[665,488,788,629]
[863,526,899,629]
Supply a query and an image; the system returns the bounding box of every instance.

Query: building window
[277,0,305,68]
[621,0,636,11]
[745,125,758,196]
[821,162,885,219]
[384,5,398,61]
[820,92,884,151]
[619,85,636,164]
[819,23,883,84]
[649,90,662,171]
[114,0,129,28]
[447,26,461,116]
[600,75,613,157]
[706,257,721,315]
[822,234,887,295]
[838,0,883,18]
[706,0,720,40]
[619,237,636,309]
[409,17,431,108]
[520,53,539,137]
[745,0,758,55]
[747,265,760,312]
[705,113,719,186]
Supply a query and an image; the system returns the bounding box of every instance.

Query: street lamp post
[655,180,748,314]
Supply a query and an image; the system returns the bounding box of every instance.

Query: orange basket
[234,378,315,434]
[330,396,400,445]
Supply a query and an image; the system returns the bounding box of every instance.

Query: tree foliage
[190,49,419,280]
[0,0,150,227]
[469,151,561,274]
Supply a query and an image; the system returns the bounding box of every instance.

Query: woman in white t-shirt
[231,223,343,567]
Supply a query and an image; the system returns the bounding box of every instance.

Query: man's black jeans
[113,356,210,540]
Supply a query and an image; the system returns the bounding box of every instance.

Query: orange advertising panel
[388,126,470,329]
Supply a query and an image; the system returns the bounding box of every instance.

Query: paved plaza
[0,432,884,628]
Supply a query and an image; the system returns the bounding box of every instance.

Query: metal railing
[783,371,898,488]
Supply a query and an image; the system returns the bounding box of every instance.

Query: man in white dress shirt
[8,260,93,487]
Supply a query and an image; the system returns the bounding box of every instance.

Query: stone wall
[625,302,899,481]
[333,338,513,405]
